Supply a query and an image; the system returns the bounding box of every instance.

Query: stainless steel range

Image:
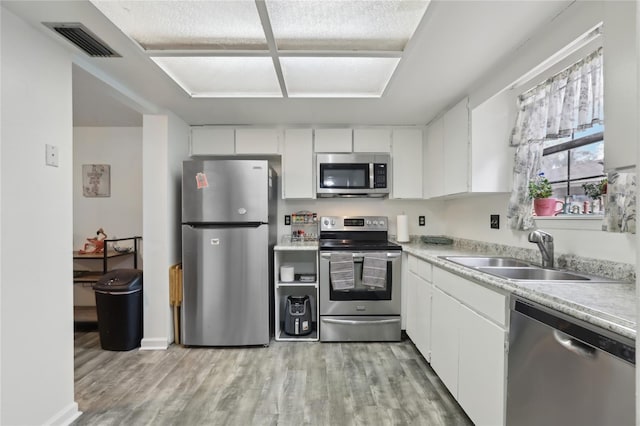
[319,216,402,342]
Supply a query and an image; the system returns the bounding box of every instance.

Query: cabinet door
[443,98,469,195]
[391,128,423,199]
[405,272,419,343]
[353,128,391,152]
[235,128,281,154]
[604,0,637,171]
[430,287,460,397]
[423,118,444,198]
[282,129,314,199]
[458,305,506,426]
[191,127,235,156]
[413,274,432,361]
[314,128,353,152]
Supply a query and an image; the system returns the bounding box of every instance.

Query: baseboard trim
[140,337,169,350]
[46,402,81,426]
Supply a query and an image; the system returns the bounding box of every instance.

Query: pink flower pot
[533,198,563,216]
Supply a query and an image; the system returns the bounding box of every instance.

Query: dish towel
[362,252,388,289]
[330,253,355,290]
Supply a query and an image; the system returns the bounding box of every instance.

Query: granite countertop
[274,241,319,251]
[400,241,636,340]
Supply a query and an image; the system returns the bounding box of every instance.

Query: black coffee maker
[283,295,312,336]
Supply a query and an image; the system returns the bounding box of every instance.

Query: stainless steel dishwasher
[507,298,635,426]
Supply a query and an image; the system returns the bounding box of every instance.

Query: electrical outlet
[418,216,426,226]
[490,214,500,229]
[45,144,58,167]
[284,215,291,225]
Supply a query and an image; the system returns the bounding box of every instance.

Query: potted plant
[529,173,561,216]
[582,178,607,213]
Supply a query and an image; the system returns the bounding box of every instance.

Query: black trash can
[94,269,143,351]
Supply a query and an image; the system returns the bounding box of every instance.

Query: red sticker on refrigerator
[195,172,208,189]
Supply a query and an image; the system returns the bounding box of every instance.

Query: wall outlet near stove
[490,214,500,229]
[284,215,291,225]
[418,216,426,226]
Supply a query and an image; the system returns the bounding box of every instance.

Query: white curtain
[507,48,605,231]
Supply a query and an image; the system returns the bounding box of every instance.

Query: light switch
[45,144,59,167]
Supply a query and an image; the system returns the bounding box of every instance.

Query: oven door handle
[320,252,401,259]
[321,318,401,326]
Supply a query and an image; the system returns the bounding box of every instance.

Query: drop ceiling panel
[151,56,282,97]
[281,57,400,97]
[266,0,430,51]
[91,1,267,50]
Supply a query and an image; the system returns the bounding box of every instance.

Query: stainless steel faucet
[528,230,554,268]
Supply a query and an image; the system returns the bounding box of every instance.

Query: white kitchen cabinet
[443,97,470,195]
[469,90,514,193]
[273,247,319,342]
[423,117,444,198]
[235,128,281,154]
[430,266,508,426]
[353,128,391,152]
[190,126,235,156]
[603,0,637,171]
[406,254,432,361]
[282,129,314,199]
[314,128,353,152]
[430,286,461,397]
[391,128,423,199]
[458,305,506,426]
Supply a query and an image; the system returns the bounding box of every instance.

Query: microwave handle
[369,163,374,189]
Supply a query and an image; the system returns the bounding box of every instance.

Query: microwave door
[319,164,370,189]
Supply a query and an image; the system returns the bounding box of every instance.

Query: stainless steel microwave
[316,153,390,198]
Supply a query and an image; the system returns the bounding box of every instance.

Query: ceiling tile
[151,56,282,97]
[281,57,400,97]
[92,0,267,50]
[266,0,430,51]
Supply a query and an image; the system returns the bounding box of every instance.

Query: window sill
[534,214,603,231]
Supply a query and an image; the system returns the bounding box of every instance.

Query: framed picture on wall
[82,164,111,197]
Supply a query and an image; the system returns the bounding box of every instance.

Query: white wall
[73,127,142,305]
[142,113,189,349]
[1,7,79,425]
[72,127,142,250]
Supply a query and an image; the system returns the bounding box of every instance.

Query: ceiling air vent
[43,23,120,57]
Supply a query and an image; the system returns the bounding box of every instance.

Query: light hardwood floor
[73,332,471,426]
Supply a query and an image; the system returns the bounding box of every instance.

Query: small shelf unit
[274,245,319,342]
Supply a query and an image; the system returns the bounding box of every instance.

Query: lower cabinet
[406,255,433,360]
[413,262,508,426]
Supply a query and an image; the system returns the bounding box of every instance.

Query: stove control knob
[331,219,336,225]
[372,220,379,225]
[366,220,372,225]
[379,219,385,227]
[323,219,329,226]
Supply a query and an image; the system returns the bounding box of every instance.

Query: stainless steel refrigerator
[181,159,276,346]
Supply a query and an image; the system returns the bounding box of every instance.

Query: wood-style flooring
[73,332,471,426]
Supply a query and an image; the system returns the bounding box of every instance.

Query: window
[541,123,605,204]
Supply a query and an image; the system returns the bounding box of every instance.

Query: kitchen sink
[443,256,532,268]
[476,266,591,281]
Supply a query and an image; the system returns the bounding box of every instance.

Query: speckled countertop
[400,241,636,340]
[274,241,318,251]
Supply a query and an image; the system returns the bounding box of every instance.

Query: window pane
[541,151,568,182]
[569,141,604,180]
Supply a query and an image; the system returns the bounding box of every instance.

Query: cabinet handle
[321,318,400,326]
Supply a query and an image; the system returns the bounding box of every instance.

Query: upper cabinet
[353,128,391,152]
[314,128,353,152]
[603,0,637,171]
[423,96,512,199]
[282,129,314,199]
[391,128,423,199]
[191,127,235,156]
[235,129,281,154]
[190,127,281,156]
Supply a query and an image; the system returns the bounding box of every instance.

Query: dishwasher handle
[553,330,596,359]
